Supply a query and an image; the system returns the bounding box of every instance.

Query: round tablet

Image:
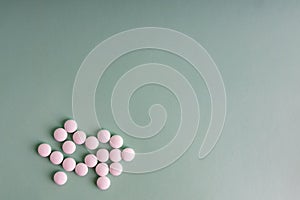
[97,176,111,190]
[62,141,76,154]
[75,163,88,176]
[53,128,68,142]
[85,136,99,150]
[95,163,109,177]
[37,143,51,157]
[53,171,67,186]
[96,149,109,162]
[109,135,123,149]
[109,162,123,176]
[84,154,98,168]
[97,130,111,143]
[64,119,78,133]
[73,131,86,145]
[122,148,135,162]
[109,149,122,162]
[50,151,64,165]
[62,157,76,171]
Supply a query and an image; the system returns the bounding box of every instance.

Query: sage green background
[1,0,300,199]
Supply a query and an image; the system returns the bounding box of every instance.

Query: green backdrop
[1,0,300,199]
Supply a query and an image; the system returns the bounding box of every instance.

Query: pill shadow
[48,170,57,180]
[34,141,43,153]
[59,117,71,126]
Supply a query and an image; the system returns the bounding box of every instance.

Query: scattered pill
[97,176,111,190]
[121,148,135,162]
[75,163,88,176]
[109,149,122,162]
[50,151,64,165]
[38,143,51,157]
[53,171,68,186]
[37,120,135,189]
[62,157,76,172]
[109,135,123,149]
[53,128,68,142]
[84,154,98,168]
[109,162,123,176]
[97,130,111,143]
[85,136,99,150]
[96,149,109,162]
[64,119,78,133]
[95,163,109,177]
[62,141,76,154]
[73,131,86,145]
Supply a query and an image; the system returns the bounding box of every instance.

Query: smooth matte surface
[64,120,78,133]
[85,136,99,150]
[1,0,300,199]
[53,171,68,186]
[62,157,76,172]
[72,131,86,145]
[38,143,52,157]
[109,135,123,149]
[62,141,76,155]
[97,149,109,163]
[96,163,109,177]
[53,128,68,142]
[109,149,122,163]
[84,154,98,168]
[97,130,111,143]
[75,163,88,177]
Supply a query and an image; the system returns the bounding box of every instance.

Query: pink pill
[62,141,76,154]
[85,136,99,150]
[109,149,122,162]
[109,162,123,176]
[109,135,123,149]
[38,143,51,157]
[62,157,76,171]
[72,131,86,145]
[95,163,109,177]
[84,154,98,168]
[97,130,111,143]
[53,171,67,186]
[97,176,111,190]
[122,148,135,162]
[64,119,78,133]
[96,149,109,162]
[75,163,88,176]
[53,128,68,142]
[50,151,64,165]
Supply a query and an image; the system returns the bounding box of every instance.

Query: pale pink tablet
[72,131,86,145]
[109,135,123,149]
[53,128,68,142]
[38,143,51,157]
[84,154,98,168]
[62,141,76,154]
[97,176,111,190]
[95,163,109,177]
[109,149,122,162]
[85,136,99,150]
[96,149,109,162]
[97,130,111,143]
[109,162,123,176]
[121,148,135,162]
[64,119,78,133]
[62,157,76,171]
[53,171,67,186]
[75,163,88,176]
[50,151,64,165]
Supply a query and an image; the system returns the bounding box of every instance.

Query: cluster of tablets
[37,119,135,190]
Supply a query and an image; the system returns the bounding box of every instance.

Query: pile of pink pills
[37,119,135,190]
